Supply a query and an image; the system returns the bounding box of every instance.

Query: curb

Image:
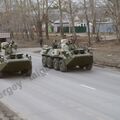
[0,101,25,120]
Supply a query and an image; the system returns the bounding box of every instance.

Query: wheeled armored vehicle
[0,41,32,77]
[42,39,93,72]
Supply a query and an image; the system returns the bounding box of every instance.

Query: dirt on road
[0,102,24,120]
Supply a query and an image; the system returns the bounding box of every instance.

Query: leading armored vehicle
[0,41,32,77]
[42,39,93,72]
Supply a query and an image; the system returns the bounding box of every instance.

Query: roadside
[15,34,120,69]
[0,101,24,120]
[92,40,120,69]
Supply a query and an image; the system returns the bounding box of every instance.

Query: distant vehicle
[0,33,10,42]
[42,39,93,72]
[0,41,32,77]
[0,33,10,51]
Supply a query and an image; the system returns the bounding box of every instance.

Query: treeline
[0,0,120,46]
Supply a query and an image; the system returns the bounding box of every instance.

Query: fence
[57,26,87,33]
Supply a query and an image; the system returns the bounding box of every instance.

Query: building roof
[54,20,69,24]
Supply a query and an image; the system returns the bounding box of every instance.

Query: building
[54,20,70,33]
[96,22,115,33]
[0,33,10,42]
[53,18,92,33]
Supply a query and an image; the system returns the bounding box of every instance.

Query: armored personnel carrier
[0,41,32,77]
[42,39,93,72]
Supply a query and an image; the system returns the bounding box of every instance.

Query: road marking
[80,84,96,90]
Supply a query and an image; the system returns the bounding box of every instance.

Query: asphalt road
[0,52,120,120]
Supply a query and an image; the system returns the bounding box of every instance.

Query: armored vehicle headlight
[26,54,28,57]
[88,47,93,54]
[26,54,32,60]
[0,56,4,62]
[29,56,32,60]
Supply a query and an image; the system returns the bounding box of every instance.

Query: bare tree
[90,0,96,34]
[36,0,43,46]
[45,0,49,40]
[84,0,91,46]
[106,0,120,42]
[68,0,76,42]
[58,0,64,38]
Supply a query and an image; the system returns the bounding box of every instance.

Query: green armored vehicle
[42,39,93,72]
[0,41,32,77]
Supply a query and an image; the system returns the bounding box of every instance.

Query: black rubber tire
[47,57,53,68]
[59,59,67,72]
[53,58,59,70]
[42,56,47,67]
[86,64,93,70]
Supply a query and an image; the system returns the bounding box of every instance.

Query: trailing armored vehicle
[0,41,32,77]
[42,39,93,72]
[0,33,10,51]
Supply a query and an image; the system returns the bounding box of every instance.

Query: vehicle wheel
[47,57,53,68]
[59,59,67,72]
[42,56,47,67]
[53,58,59,70]
[86,64,93,70]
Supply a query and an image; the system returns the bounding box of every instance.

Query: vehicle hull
[66,55,93,69]
[0,59,32,73]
